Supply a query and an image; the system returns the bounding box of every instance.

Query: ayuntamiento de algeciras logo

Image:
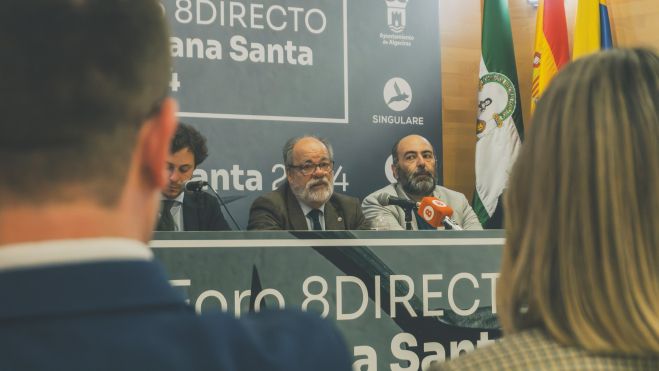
[380,0,414,47]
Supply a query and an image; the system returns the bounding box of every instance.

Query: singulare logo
[372,77,424,126]
[383,77,412,112]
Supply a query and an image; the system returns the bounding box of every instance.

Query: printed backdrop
[162,0,443,228]
[152,230,503,370]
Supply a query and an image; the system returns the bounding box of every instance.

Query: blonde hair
[498,48,659,354]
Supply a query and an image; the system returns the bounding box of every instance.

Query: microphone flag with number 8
[417,197,454,228]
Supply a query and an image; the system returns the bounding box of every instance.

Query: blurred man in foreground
[362,134,482,230]
[248,135,368,230]
[156,123,230,231]
[0,1,350,370]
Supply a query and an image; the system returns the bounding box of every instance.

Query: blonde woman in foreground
[430,48,659,370]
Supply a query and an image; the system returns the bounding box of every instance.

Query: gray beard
[400,170,436,197]
[291,178,334,206]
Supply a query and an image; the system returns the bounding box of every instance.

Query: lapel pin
[337,217,343,222]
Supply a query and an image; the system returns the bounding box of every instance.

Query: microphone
[417,197,463,230]
[184,180,241,230]
[184,180,208,192]
[376,193,419,209]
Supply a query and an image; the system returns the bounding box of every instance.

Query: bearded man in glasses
[362,134,482,230]
[248,135,369,230]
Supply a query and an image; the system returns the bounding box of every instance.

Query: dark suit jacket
[157,191,231,231]
[0,259,352,371]
[247,182,369,230]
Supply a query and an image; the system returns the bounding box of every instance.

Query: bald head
[391,134,437,199]
[391,135,434,165]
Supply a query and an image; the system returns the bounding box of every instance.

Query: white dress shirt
[160,192,185,231]
[0,238,153,272]
[297,201,326,230]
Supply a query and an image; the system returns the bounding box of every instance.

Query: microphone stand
[187,180,241,230]
[207,187,241,231]
[401,205,416,231]
[442,217,463,231]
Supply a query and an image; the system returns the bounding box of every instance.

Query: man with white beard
[248,135,368,230]
[362,134,483,230]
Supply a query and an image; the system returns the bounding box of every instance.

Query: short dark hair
[0,0,170,206]
[171,123,209,167]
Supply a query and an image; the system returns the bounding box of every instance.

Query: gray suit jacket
[247,182,369,230]
[361,183,483,230]
[428,328,658,370]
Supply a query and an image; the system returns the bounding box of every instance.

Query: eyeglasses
[289,161,334,175]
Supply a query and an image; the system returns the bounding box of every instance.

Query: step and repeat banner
[161,0,443,227]
[152,231,503,371]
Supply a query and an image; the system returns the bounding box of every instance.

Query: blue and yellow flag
[573,0,613,59]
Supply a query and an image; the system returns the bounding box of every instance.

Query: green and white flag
[473,0,524,228]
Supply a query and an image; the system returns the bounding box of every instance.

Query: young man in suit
[247,135,369,230]
[0,1,351,370]
[156,123,230,231]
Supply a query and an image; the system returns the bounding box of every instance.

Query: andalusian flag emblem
[473,0,524,228]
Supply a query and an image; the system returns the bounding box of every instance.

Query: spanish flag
[573,0,614,59]
[531,0,570,112]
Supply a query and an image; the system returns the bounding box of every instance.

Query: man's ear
[391,163,399,180]
[136,97,178,189]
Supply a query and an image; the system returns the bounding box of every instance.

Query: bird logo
[383,77,413,111]
[388,82,410,104]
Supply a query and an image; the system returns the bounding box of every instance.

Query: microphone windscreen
[417,197,454,228]
[184,180,207,192]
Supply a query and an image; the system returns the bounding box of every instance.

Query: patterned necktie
[157,199,177,231]
[307,209,323,231]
